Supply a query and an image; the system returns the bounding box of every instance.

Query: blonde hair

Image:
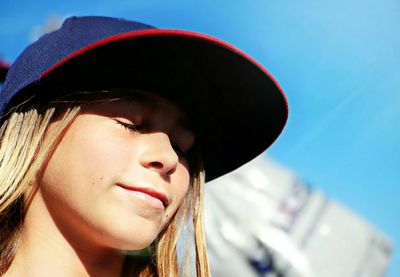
[0,88,210,276]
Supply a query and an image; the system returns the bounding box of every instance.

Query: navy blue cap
[0,16,288,181]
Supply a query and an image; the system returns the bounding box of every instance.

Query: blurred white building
[204,156,392,277]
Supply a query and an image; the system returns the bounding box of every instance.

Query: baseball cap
[0,16,288,181]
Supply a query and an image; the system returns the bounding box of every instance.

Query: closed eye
[115,120,139,132]
[116,119,192,161]
[171,142,189,161]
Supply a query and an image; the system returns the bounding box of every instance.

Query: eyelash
[172,143,189,160]
[116,120,139,132]
[115,120,189,160]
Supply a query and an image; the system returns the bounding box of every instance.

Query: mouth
[117,183,169,208]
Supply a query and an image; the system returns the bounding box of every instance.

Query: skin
[5,94,195,277]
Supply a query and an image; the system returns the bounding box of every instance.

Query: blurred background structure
[205,157,393,277]
[1,1,399,276]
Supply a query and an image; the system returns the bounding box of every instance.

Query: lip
[117,183,169,207]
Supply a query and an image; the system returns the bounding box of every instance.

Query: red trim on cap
[0,59,10,70]
[41,29,281,91]
[40,28,288,133]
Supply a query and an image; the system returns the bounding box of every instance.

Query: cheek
[168,164,191,213]
[176,164,191,200]
[58,119,134,183]
[40,118,130,201]
[77,135,130,176]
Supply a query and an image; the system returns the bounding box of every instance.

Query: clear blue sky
[1,0,399,275]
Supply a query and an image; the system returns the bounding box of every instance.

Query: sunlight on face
[37,92,195,251]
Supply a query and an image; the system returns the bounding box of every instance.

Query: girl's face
[36,93,195,251]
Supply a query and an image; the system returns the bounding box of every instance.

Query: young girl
[0,16,288,276]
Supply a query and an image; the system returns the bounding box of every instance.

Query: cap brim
[39,29,288,181]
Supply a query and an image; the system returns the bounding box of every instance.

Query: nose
[139,132,179,176]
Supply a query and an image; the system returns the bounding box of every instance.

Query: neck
[4,192,125,277]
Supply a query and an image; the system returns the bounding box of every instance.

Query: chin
[102,224,160,251]
[122,241,154,251]
[118,230,157,249]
